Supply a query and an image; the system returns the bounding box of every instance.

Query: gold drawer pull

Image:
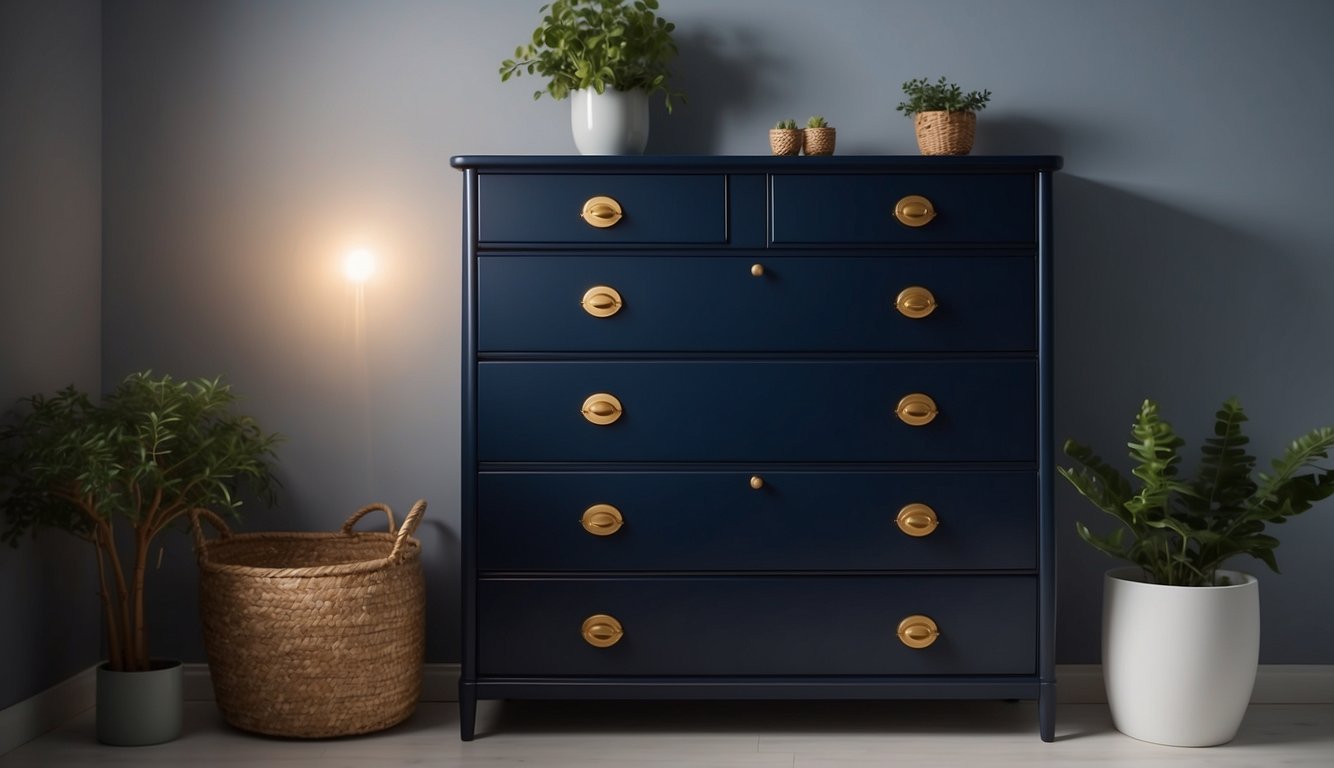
[581,504,624,536]
[750,263,765,277]
[581,196,623,228]
[895,286,937,319]
[582,614,624,647]
[897,615,940,649]
[896,503,939,537]
[895,393,938,426]
[894,195,936,227]
[581,393,623,425]
[581,286,623,318]
[749,475,765,490]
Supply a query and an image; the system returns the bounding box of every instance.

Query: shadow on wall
[1052,174,1305,662]
[647,25,791,154]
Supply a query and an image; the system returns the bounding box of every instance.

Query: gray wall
[0,0,102,709]
[82,0,1334,681]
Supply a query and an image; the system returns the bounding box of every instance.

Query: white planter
[570,88,649,155]
[1102,567,1259,747]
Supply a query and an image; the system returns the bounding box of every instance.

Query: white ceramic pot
[1102,567,1259,747]
[570,88,649,155]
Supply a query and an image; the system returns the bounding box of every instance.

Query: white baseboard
[0,665,96,756]
[5,663,1330,755]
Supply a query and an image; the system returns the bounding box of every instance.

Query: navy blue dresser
[453,155,1062,741]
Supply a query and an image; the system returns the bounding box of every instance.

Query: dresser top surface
[450,154,1063,172]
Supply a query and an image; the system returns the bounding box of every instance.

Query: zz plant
[1060,398,1334,587]
[499,0,684,111]
[895,76,992,116]
[0,372,280,671]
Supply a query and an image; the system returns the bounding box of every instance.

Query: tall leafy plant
[1060,398,1334,586]
[499,0,684,111]
[895,76,991,116]
[0,372,280,671]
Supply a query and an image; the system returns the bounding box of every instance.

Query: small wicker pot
[913,110,977,156]
[802,126,836,156]
[769,128,802,156]
[192,500,427,738]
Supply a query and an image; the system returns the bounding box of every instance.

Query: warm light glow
[343,248,376,283]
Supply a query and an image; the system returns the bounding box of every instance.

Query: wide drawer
[477,360,1036,462]
[478,471,1036,571]
[478,255,1035,353]
[477,576,1037,676]
[477,174,728,244]
[771,174,1034,244]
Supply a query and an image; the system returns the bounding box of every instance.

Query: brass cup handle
[581,286,623,318]
[897,615,940,649]
[581,504,624,536]
[581,393,623,425]
[894,195,937,227]
[581,196,623,228]
[895,393,938,426]
[895,286,937,319]
[582,614,624,647]
[896,503,939,537]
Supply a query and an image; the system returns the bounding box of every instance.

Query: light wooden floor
[2,699,1332,767]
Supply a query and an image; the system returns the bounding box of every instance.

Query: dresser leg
[1039,680,1056,742]
[459,682,477,741]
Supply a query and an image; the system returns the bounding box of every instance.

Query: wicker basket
[913,110,977,156]
[769,128,802,156]
[802,126,836,156]
[191,500,427,738]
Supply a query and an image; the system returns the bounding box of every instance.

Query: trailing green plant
[499,0,684,111]
[1059,398,1334,587]
[895,76,991,116]
[0,372,281,671]
[773,119,797,130]
[806,115,828,129]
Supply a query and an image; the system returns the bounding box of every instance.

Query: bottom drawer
[478,576,1035,676]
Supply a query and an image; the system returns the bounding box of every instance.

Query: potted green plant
[769,119,800,156]
[895,76,991,156]
[0,372,280,745]
[499,0,685,155]
[1060,397,1334,747]
[802,115,836,156]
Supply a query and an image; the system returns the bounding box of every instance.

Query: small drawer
[771,174,1034,244]
[478,470,1036,572]
[477,576,1037,676]
[478,255,1034,353]
[477,360,1036,462]
[477,173,728,244]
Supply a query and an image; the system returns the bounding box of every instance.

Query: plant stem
[92,538,124,670]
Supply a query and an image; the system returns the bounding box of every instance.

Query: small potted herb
[769,119,801,156]
[802,115,836,156]
[895,76,991,156]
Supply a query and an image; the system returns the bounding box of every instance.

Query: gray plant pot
[95,659,184,746]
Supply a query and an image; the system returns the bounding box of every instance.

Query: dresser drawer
[478,255,1034,353]
[478,576,1037,676]
[477,174,728,244]
[478,471,1035,571]
[477,360,1036,462]
[771,174,1034,245]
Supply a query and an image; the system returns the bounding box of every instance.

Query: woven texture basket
[769,128,802,156]
[913,110,977,156]
[192,500,426,738]
[802,127,836,156]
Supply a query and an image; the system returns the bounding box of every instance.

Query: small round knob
[581,286,623,318]
[749,475,764,490]
[581,504,624,536]
[894,195,937,227]
[897,615,940,649]
[895,393,938,426]
[581,393,623,425]
[895,286,937,319]
[896,503,939,537]
[750,263,765,277]
[582,614,624,647]
[581,196,623,228]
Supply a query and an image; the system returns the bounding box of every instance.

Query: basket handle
[390,499,428,561]
[190,508,233,560]
[341,502,397,536]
